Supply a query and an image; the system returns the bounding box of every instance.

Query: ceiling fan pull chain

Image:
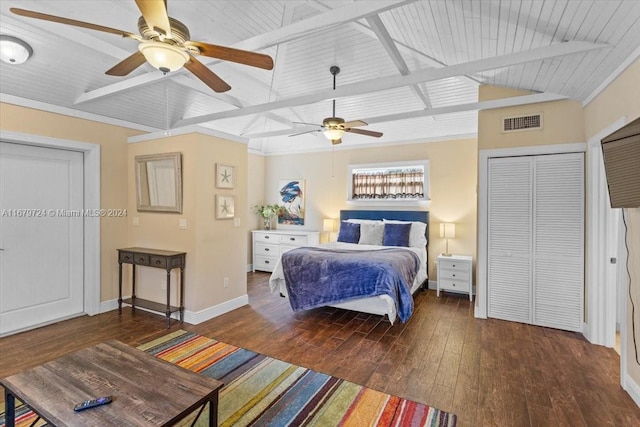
[164,76,170,136]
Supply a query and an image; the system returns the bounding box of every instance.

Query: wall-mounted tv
[601,116,640,209]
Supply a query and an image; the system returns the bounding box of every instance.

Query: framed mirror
[135,152,182,213]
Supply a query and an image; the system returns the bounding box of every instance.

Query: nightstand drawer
[438,269,470,281]
[279,234,308,245]
[255,243,279,256]
[438,259,470,271]
[254,255,278,272]
[439,278,470,293]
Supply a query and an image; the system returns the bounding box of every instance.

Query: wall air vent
[502,113,543,133]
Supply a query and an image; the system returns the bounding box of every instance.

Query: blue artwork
[278,179,305,225]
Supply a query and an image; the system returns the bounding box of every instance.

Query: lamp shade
[323,218,336,232]
[0,35,32,65]
[138,41,189,72]
[439,223,456,239]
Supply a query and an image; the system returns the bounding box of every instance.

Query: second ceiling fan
[290,66,383,145]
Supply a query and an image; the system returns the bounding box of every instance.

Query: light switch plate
[233,218,241,227]
[179,218,187,230]
[132,217,139,226]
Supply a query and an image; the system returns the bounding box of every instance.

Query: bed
[269,210,429,324]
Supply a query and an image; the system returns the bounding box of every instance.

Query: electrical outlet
[161,280,166,290]
[223,277,229,288]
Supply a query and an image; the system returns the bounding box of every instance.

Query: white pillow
[345,218,380,224]
[358,221,385,245]
[383,219,427,248]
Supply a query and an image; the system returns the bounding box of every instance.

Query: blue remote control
[73,396,113,412]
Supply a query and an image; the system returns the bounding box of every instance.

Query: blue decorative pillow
[337,221,361,244]
[383,222,412,247]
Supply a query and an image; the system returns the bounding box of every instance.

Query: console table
[118,247,186,328]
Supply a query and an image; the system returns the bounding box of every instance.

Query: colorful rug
[1,330,456,426]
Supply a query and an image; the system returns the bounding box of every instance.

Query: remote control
[73,396,113,412]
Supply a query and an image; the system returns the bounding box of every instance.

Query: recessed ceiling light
[0,35,33,65]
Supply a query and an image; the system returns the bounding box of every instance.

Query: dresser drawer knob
[452,264,456,267]
[453,274,456,277]
[264,236,270,239]
[265,260,270,264]
[155,260,161,265]
[139,258,145,262]
[290,237,295,241]
[452,283,456,287]
[124,256,130,261]
[265,248,270,252]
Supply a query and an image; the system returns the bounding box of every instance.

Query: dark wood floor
[1,272,639,426]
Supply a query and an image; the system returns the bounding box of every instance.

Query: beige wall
[263,138,478,279]
[478,85,585,150]
[583,58,640,387]
[127,133,249,313]
[0,103,140,302]
[247,153,266,265]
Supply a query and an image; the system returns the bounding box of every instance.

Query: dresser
[252,230,320,272]
[437,254,473,301]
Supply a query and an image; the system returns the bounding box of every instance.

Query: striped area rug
[1,330,456,427]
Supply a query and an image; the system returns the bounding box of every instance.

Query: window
[348,160,430,203]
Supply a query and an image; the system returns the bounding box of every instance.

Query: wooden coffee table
[1,340,223,426]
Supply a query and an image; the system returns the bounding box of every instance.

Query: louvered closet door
[487,157,533,323]
[533,153,584,331]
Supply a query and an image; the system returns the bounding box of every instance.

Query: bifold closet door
[487,157,533,323]
[487,153,584,332]
[533,153,584,331]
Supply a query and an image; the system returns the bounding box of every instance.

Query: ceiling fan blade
[184,56,231,93]
[135,0,172,38]
[184,41,274,70]
[343,120,368,128]
[10,8,139,39]
[346,128,383,138]
[105,51,147,76]
[289,129,321,137]
[292,121,323,127]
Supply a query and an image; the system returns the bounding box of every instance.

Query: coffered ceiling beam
[176,41,609,128]
[243,92,567,139]
[365,14,433,110]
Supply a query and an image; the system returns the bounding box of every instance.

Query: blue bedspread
[281,247,420,323]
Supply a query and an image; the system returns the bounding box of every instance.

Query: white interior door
[0,142,84,335]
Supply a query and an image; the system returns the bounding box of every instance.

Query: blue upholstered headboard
[338,210,430,281]
[339,210,429,246]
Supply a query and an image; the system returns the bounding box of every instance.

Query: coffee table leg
[4,388,15,427]
[209,393,219,427]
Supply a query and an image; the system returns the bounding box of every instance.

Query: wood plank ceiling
[0,0,638,154]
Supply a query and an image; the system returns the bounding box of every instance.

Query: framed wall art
[215,163,235,189]
[215,195,235,219]
[277,179,305,225]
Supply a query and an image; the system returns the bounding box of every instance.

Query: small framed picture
[216,163,235,189]
[216,195,235,219]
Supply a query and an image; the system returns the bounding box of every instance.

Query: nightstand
[437,254,473,301]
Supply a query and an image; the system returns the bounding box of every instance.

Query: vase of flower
[254,204,281,230]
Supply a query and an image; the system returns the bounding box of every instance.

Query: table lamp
[439,223,456,256]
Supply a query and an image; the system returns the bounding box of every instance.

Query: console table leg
[179,267,185,323]
[208,393,219,427]
[131,264,137,311]
[4,389,15,427]
[118,262,123,314]
[166,270,171,328]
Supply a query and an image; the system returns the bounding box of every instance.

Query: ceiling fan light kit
[138,41,189,72]
[0,35,33,65]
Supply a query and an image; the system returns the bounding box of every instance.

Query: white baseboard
[98,294,249,325]
[427,279,437,290]
[624,373,640,408]
[247,263,253,272]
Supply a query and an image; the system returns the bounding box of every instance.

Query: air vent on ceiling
[502,113,543,133]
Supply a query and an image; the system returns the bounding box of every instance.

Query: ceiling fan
[10,0,274,93]
[289,66,383,145]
